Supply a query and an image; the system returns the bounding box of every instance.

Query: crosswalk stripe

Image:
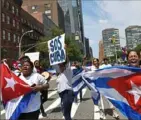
[1,109,5,115]
[70,88,87,118]
[62,88,87,119]
[39,98,61,118]
[0,89,58,116]
[94,105,100,119]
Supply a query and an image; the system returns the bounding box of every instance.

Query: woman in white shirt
[18,60,49,120]
[56,59,74,120]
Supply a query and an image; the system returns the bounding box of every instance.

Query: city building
[1,0,44,60]
[89,47,93,58]
[20,8,44,52]
[30,12,57,36]
[99,40,104,63]
[102,28,120,57]
[1,0,22,59]
[85,37,90,58]
[22,0,65,32]
[58,0,75,34]
[125,25,141,49]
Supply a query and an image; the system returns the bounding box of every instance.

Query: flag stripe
[10,92,36,120]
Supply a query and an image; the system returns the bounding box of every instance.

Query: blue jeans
[59,90,74,120]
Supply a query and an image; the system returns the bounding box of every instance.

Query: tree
[35,27,83,67]
[134,44,141,52]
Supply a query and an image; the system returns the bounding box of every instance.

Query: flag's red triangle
[0,64,32,102]
[108,73,141,114]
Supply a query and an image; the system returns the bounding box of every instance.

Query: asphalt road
[0,76,127,120]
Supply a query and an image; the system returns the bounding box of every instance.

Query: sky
[82,0,141,58]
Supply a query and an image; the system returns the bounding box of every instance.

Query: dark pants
[18,110,40,120]
[40,90,48,114]
[59,90,74,120]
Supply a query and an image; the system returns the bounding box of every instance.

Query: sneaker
[42,112,47,117]
[100,109,105,120]
[112,109,120,119]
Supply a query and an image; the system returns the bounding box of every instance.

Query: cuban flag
[0,63,36,120]
[83,66,141,120]
[72,67,86,96]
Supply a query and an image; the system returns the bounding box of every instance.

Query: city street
[0,77,127,120]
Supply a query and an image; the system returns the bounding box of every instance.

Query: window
[12,6,15,14]
[13,19,15,27]
[7,16,10,24]
[31,5,38,12]
[44,3,51,8]
[2,0,5,7]
[45,10,51,14]
[8,33,11,41]
[48,15,51,19]
[2,13,5,22]
[2,30,6,40]
[17,22,19,29]
[13,34,16,42]
[17,36,20,43]
[22,29,24,33]
[16,9,19,16]
[6,2,10,9]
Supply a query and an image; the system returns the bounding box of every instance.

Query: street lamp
[19,30,33,57]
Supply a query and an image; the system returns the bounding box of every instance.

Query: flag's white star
[4,77,17,91]
[127,80,141,104]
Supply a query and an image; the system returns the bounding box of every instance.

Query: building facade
[20,8,44,53]
[99,40,104,63]
[125,25,141,49]
[85,37,90,58]
[1,0,44,59]
[30,12,57,36]
[102,28,120,57]
[1,0,22,59]
[22,0,65,32]
[58,0,75,34]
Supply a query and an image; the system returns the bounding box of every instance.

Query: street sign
[48,34,66,66]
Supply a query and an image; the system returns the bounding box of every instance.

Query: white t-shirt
[99,64,111,69]
[91,65,97,71]
[20,72,47,113]
[56,63,73,93]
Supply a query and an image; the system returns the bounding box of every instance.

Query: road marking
[39,98,61,118]
[0,109,5,115]
[100,95,106,119]
[1,89,58,116]
[94,105,100,119]
[62,88,87,119]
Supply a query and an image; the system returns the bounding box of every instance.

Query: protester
[91,58,99,71]
[56,57,74,120]
[127,50,140,67]
[33,60,43,73]
[33,60,49,117]
[18,60,49,120]
[99,58,111,69]
[71,61,83,103]
[99,58,119,119]
[40,72,51,117]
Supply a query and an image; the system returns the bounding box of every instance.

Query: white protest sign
[48,34,66,65]
[25,52,40,63]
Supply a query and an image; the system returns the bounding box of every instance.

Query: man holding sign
[48,34,74,120]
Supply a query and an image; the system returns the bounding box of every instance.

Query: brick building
[1,0,44,60]
[22,0,65,32]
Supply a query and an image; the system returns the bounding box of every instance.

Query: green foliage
[35,27,83,68]
[1,48,8,58]
[134,44,141,52]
